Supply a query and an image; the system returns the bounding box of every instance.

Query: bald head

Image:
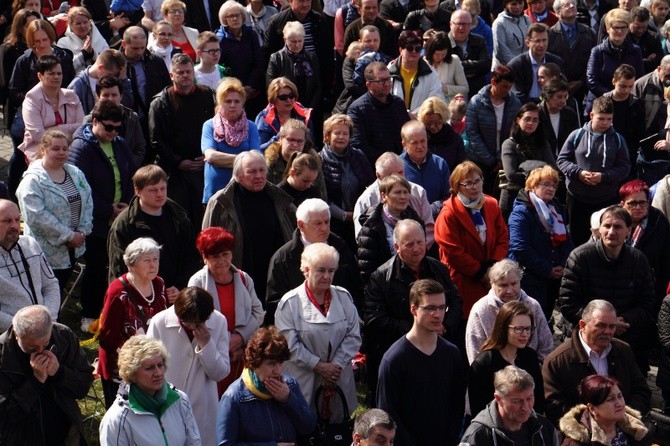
[122,26,147,62]
[0,199,20,250]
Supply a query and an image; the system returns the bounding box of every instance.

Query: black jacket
[450,32,491,95]
[539,100,580,157]
[404,7,452,33]
[266,49,322,109]
[628,206,670,300]
[127,50,171,117]
[628,29,664,75]
[379,0,422,26]
[548,21,597,89]
[183,0,224,31]
[508,51,564,104]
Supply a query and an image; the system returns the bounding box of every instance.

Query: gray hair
[374,152,404,176]
[553,0,570,14]
[489,259,524,285]
[218,0,247,25]
[393,219,424,244]
[13,305,53,339]
[171,52,193,71]
[296,198,330,223]
[123,237,161,267]
[661,54,670,70]
[354,408,396,438]
[494,365,535,396]
[283,21,305,39]
[300,242,340,272]
[662,20,670,36]
[233,151,267,181]
[581,299,616,323]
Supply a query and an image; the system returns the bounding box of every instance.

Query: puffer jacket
[67,123,135,238]
[16,161,93,270]
[559,404,650,446]
[628,206,670,299]
[68,68,133,115]
[466,84,522,167]
[319,143,374,213]
[492,10,531,69]
[556,122,631,204]
[255,103,313,151]
[356,202,424,284]
[388,55,444,112]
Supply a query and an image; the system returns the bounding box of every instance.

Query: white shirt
[578,330,612,376]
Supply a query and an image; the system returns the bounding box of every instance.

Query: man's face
[579,309,618,354]
[238,157,267,192]
[353,426,396,446]
[297,210,330,243]
[290,0,312,17]
[92,118,122,144]
[450,11,472,42]
[526,31,548,59]
[556,0,577,23]
[629,19,648,37]
[366,68,392,99]
[411,292,446,332]
[122,37,146,62]
[360,0,379,22]
[612,77,634,98]
[170,63,195,91]
[97,86,122,105]
[360,30,381,51]
[402,128,428,164]
[589,112,613,133]
[135,180,167,212]
[598,215,631,251]
[530,0,547,13]
[619,0,639,9]
[657,63,670,86]
[17,333,51,354]
[0,202,21,249]
[394,224,426,270]
[495,387,535,427]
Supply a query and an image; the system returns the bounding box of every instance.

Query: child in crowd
[352,25,391,86]
[147,21,180,70]
[449,94,467,135]
[277,152,321,206]
[557,96,631,245]
[194,31,229,90]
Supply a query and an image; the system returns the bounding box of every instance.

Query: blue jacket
[216,374,316,446]
[254,103,313,151]
[67,68,133,115]
[507,189,574,306]
[68,124,135,238]
[466,84,521,167]
[401,151,451,217]
[471,16,494,56]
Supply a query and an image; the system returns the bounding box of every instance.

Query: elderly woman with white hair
[98,237,168,408]
[266,20,321,110]
[99,335,201,445]
[465,259,553,364]
[275,242,362,422]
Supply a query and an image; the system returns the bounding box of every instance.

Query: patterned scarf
[458,192,487,244]
[285,46,313,78]
[213,109,249,147]
[529,191,567,247]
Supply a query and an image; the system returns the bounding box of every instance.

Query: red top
[215,280,239,396]
[172,39,196,63]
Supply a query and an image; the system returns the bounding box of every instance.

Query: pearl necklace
[128,274,155,305]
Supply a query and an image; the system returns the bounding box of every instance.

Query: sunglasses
[404,45,423,53]
[101,123,123,132]
[277,93,297,101]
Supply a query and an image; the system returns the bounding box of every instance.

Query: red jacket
[434,194,509,317]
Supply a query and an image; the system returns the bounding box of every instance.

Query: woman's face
[505,0,524,15]
[490,79,513,100]
[652,2,670,21]
[274,87,297,113]
[431,48,449,65]
[42,137,69,168]
[607,20,629,45]
[221,91,245,121]
[492,272,521,303]
[71,14,91,39]
[23,15,38,35]
[517,110,540,134]
[537,67,556,88]
[166,5,185,27]
[382,183,410,214]
[32,30,52,54]
[280,128,306,161]
[223,8,244,31]
[154,23,173,48]
[203,250,233,279]
[545,90,569,113]
[133,354,166,394]
[621,190,649,224]
[128,252,160,283]
[38,63,62,90]
[327,123,350,152]
[290,168,318,191]
[25,0,40,12]
[305,255,338,294]
[254,359,284,383]
[532,177,558,202]
[423,112,444,134]
[507,314,532,350]
[285,33,304,53]
[590,385,627,424]
[458,173,484,201]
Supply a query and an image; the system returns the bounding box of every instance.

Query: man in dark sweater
[149,53,215,229]
[377,279,465,446]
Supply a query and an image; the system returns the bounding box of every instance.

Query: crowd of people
[0,0,669,443]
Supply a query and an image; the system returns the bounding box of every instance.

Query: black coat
[508,51,564,104]
[451,33,491,95]
[183,0,224,31]
[547,21,597,95]
[539,100,580,157]
[630,206,670,300]
[127,50,171,117]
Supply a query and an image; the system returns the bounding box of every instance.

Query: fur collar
[559,404,648,444]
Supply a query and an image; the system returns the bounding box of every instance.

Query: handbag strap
[118,276,149,332]
[314,385,350,423]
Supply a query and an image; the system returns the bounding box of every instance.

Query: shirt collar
[578,330,612,359]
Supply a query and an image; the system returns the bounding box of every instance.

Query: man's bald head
[0,199,21,250]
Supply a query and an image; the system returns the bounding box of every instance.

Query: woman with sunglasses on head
[388,29,443,114]
[468,300,545,417]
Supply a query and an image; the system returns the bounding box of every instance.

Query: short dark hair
[613,63,637,81]
[96,74,124,95]
[491,65,516,84]
[398,29,423,48]
[244,326,291,369]
[527,22,549,38]
[542,78,569,98]
[591,96,614,114]
[409,279,445,307]
[424,31,453,64]
[132,165,168,190]
[91,99,124,122]
[600,205,633,227]
[173,287,215,324]
[578,375,620,406]
[35,55,61,74]
[631,5,650,21]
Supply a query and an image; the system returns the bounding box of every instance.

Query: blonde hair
[161,0,187,18]
[264,119,308,165]
[605,8,632,28]
[418,96,451,124]
[267,77,299,103]
[216,77,246,111]
[323,114,353,144]
[117,335,169,383]
[67,6,91,25]
[37,129,70,159]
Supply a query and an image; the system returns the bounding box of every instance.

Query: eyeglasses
[418,305,448,313]
[168,8,184,14]
[624,200,648,208]
[101,123,123,132]
[537,182,558,189]
[404,45,423,53]
[610,25,628,31]
[277,93,297,101]
[369,77,392,84]
[201,48,221,54]
[225,13,242,19]
[459,178,483,189]
[509,325,534,334]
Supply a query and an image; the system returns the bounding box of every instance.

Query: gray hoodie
[492,10,531,69]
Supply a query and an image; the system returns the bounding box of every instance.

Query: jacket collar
[559,404,648,443]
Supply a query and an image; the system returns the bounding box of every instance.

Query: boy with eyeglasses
[194,31,230,90]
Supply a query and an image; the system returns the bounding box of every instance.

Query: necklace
[128,274,155,304]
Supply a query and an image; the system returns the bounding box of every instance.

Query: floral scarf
[285,46,313,77]
[213,109,249,147]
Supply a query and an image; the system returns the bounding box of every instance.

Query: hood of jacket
[559,404,648,444]
[575,121,621,169]
[498,9,528,23]
[72,121,122,146]
[470,400,546,437]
